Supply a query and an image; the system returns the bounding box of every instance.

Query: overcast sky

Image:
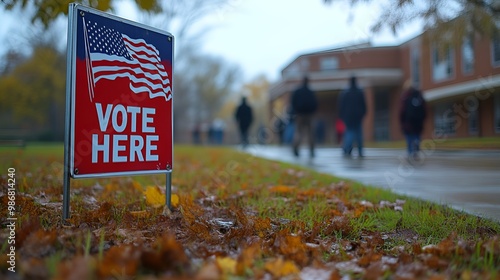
[194,0,423,81]
[1,0,422,82]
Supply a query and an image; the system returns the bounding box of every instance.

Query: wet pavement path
[245,146,500,222]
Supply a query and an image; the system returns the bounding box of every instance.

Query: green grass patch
[367,136,500,150]
[1,144,499,278]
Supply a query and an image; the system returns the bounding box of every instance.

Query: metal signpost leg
[62,166,71,220]
[166,172,172,210]
[62,4,76,222]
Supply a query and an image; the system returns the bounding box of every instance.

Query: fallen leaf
[141,233,189,272]
[236,244,261,275]
[196,262,221,280]
[129,210,150,218]
[144,186,179,208]
[216,256,237,275]
[97,245,140,278]
[171,193,180,208]
[264,257,299,278]
[55,256,95,280]
[131,180,143,192]
[269,185,296,194]
[144,186,165,208]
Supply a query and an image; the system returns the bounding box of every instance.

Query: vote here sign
[67,4,173,178]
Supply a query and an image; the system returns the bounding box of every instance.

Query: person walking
[335,118,345,146]
[234,96,253,147]
[399,81,427,161]
[291,76,318,158]
[339,76,366,157]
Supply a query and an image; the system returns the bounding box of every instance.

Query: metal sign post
[63,4,174,219]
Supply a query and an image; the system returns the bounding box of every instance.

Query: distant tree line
[0,0,244,142]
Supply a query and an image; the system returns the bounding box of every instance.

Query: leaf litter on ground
[0,145,499,279]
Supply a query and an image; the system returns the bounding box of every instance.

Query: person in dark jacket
[235,97,253,147]
[291,76,318,158]
[339,76,366,157]
[399,81,427,160]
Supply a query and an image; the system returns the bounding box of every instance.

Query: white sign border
[66,3,174,179]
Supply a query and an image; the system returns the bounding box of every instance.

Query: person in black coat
[399,81,427,160]
[235,97,253,147]
[339,76,366,157]
[291,76,318,157]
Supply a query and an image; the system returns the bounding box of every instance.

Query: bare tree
[174,49,241,141]
[323,0,500,42]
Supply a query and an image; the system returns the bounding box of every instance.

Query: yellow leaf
[144,186,179,208]
[264,258,299,278]
[105,183,119,192]
[132,181,143,192]
[216,256,237,275]
[171,194,179,208]
[144,186,165,208]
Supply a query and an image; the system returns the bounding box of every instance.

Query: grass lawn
[0,143,499,279]
[367,136,500,150]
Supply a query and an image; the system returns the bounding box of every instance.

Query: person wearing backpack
[399,81,427,161]
[290,76,318,158]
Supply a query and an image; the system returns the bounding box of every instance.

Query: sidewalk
[245,145,500,222]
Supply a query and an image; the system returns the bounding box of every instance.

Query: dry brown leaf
[129,210,150,218]
[54,256,95,280]
[131,180,143,192]
[140,233,189,272]
[236,244,261,275]
[195,262,221,280]
[269,185,296,194]
[97,245,140,278]
[264,257,300,278]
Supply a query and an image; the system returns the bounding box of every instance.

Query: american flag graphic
[83,18,172,102]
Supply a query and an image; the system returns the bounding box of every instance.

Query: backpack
[405,89,425,122]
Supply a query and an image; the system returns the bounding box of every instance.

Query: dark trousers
[239,128,250,146]
[343,125,363,156]
[405,133,421,157]
[292,114,315,157]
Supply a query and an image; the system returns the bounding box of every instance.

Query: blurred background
[2,0,498,146]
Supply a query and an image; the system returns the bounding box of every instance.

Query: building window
[283,58,310,78]
[462,35,474,74]
[468,109,478,135]
[492,34,500,67]
[434,102,456,135]
[411,46,420,88]
[432,45,454,81]
[495,94,500,133]
[320,57,339,71]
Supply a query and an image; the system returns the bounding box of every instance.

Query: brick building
[269,32,500,144]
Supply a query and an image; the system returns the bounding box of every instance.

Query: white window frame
[320,57,339,71]
[410,46,421,88]
[434,102,456,135]
[462,35,474,75]
[468,108,479,135]
[432,44,455,82]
